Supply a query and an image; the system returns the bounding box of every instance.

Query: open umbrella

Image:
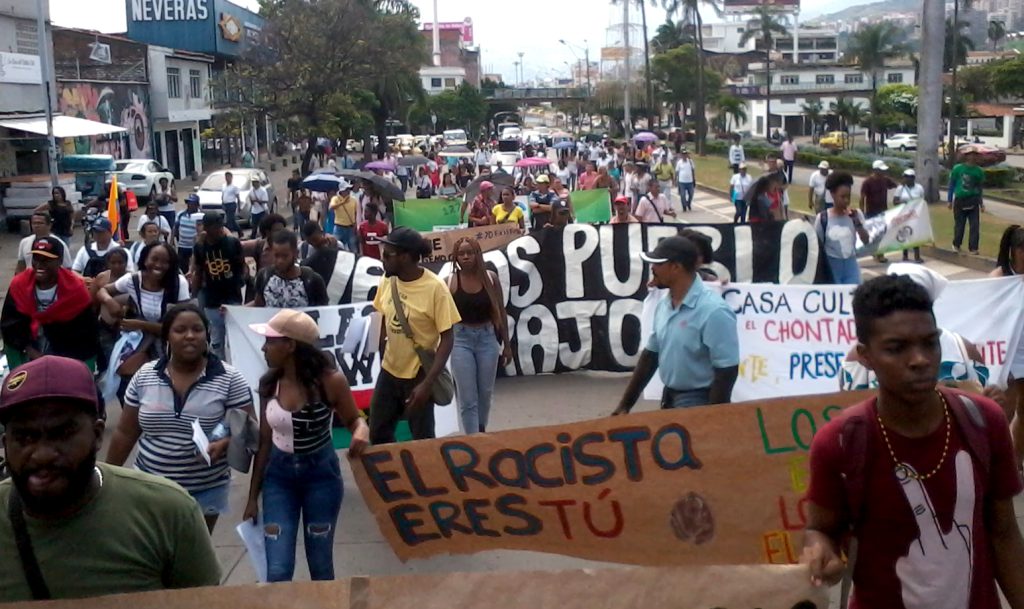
[553,140,576,150]
[337,169,375,181]
[515,157,552,169]
[302,173,347,193]
[463,173,514,203]
[364,160,396,172]
[551,131,571,139]
[634,131,658,143]
[398,155,429,167]
[361,174,405,201]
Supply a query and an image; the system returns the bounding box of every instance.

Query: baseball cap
[613,195,631,205]
[479,180,494,191]
[818,161,830,169]
[640,235,697,264]
[186,193,200,205]
[338,178,352,191]
[552,199,572,215]
[380,226,428,253]
[30,236,65,260]
[203,211,224,226]
[535,174,550,184]
[90,217,112,233]
[872,160,889,171]
[249,309,320,346]
[0,355,99,420]
[903,168,916,177]
[738,162,748,169]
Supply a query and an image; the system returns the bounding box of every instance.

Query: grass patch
[693,154,1011,258]
[989,188,1024,204]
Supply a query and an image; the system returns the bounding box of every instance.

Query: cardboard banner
[352,390,868,565]
[571,188,612,223]
[394,198,462,231]
[421,224,525,265]
[642,278,1024,402]
[1,564,825,609]
[859,199,935,255]
[223,305,462,439]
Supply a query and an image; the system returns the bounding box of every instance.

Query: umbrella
[364,160,396,172]
[515,157,552,169]
[551,131,571,139]
[302,173,347,193]
[337,169,376,181]
[398,155,429,167]
[553,140,576,150]
[463,173,514,203]
[311,167,338,175]
[362,174,405,201]
[634,131,658,143]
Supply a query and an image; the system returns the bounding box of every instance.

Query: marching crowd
[2,135,1024,609]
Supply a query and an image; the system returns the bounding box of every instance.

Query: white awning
[0,115,126,138]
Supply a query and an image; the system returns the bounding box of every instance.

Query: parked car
[442,129,468,146]
[194,168,277,226]
[883,133,918,152]
[113,159,175,201]
[819,131,849,151]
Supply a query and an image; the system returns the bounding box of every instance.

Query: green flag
[571,188,612,223]
[394,199,462,232]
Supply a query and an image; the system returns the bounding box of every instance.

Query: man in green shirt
[948,148,986,254]
[0,356,221,602]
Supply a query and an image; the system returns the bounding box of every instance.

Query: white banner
[859,199,934,255]
[644,277,1024,402]
[224,304,461,437]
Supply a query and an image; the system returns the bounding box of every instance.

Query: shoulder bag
[8,488,51,599]
[390,277,455,405]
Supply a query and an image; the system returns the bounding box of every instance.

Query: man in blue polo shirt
[612,235,739,412]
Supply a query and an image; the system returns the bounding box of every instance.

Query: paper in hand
[192,418,211,466]
[236,519,268,582]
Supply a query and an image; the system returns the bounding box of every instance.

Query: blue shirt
[646,277,740,391]
[175,210,204,249]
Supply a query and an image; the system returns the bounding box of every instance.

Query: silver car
[195,169,277,226]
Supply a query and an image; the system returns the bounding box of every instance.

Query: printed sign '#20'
[130,0,209,21]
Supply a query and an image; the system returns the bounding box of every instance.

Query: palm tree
[715,95,748,132]
[945,19,975,71]
[739,5,789,140]
[611,1,657,132]
[652,18,691,52]
[844,23,908,149]
[830,98,865,149]
[664,0,724,155]
[989,19,1007,50]
[800,100,824,142]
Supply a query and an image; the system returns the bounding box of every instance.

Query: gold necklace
[876,391,951,481]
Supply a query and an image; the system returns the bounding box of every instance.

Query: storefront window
[167,67,181,98]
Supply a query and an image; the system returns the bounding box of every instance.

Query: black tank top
[452,273,493,324]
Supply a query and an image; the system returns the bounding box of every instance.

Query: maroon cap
[0,356,98,418]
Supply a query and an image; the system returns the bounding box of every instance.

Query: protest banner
[394,198,462,231]
[571,188,612,223]
[223,305,462,442]
[642,278,1024,402]
[420,224,525,265]
[858,199,934,255]
[2,564,825,609]
[352,390,868,565]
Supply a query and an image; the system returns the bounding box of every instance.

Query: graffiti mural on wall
[58,83,152,158]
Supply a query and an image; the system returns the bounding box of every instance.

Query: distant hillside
[812,0,920,22]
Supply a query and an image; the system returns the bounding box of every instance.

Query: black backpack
[82,247,109,278]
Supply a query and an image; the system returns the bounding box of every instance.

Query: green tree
[991,55,1024,97]
[957,62,998,102]
[588,80,653,137]
[988,19,1006,51]
[652,18,691,53]
[830,98,866,149]
[800,100,824,142]
[664,0,724,154]
[739,5,789,139]
[651,45,724,128]
[844,23,909,149]
[713,94,747,132]
[944,18,975,72]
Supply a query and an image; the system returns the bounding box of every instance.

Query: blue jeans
[262,443,343,582]
[323,209,335,233]
[826,255,861,285]
[190,482,230,516]
[333,225,357,253]
[204,306,227,359]
[451,323,501,434]
[734,198,748,223]
[661,387,711,409]
[250,211,265,238]
[677,182,694,210]
[222,202,240,234]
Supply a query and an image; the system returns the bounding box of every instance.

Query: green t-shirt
[950,163,985,200]
[0,464,221,602]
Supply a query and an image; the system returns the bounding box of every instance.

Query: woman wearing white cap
[893,168,925,263]
[245,309,368,582]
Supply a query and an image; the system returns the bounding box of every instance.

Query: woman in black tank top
[448,237,511,434]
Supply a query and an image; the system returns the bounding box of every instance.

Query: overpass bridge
[485,87,589,103]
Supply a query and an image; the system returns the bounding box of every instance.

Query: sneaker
[969,250,980,255]
[953,246,962,253]
[914,257,925,263]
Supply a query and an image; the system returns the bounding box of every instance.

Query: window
[816,74,835,84]
[887,72,904,83]
[167,67,181,98]
[430,78,442,88]
[444,77,457,87]
[780,75,800,85]
[845,73,863,84]
[781,97,797,104]
[189,69,202,99]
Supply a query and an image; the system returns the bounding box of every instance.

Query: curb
[694,185,998,272]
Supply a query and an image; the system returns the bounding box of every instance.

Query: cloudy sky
[51,0,858,82]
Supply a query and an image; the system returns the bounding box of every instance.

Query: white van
[443,129,468,145]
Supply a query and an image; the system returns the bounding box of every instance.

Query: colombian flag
[107,175,120,241]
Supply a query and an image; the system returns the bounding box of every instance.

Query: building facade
[419,19,480,88]
[702,22,840,64]
[147,46,213,179]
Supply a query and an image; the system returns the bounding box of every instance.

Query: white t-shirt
[636,193,673,223]
[35,285,56,312]
[248,186,269,215]
[895,183,925,204]
[18,235,72,269]
[72,242,127,274]
[222,183,241,204]
[113,272,190,322]
[808,171,835,205]
[555,167,572,184]
[729,145,745,165]
[675,159,695,183]
[730,173,753,200]
[138,213,172,241]
[815,209,865,259]
[781,141,798,161]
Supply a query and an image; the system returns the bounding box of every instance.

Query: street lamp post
[518,51,525,87]
[35,0,58,187]
[559,39,592,96]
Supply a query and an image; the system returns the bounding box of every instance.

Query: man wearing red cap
[1,237,98,370]
[0,356,220,601]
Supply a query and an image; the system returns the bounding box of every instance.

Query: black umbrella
[362,174,406,201]
[337,169,375,181]
[463,172,514,203]
[398,155,429,167]
[444,145,472,154]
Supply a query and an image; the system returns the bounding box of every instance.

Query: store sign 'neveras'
[130,0,209,21]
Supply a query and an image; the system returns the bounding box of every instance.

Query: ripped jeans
[261,442,343,582]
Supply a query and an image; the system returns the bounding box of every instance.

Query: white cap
[818,161,830,169]
[872,160,889,171]
[903,168,916,177]
[337,178,352,190]
[738,162,748,169]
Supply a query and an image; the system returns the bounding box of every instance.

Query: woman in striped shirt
[107,303,254,533]
[244,309,368,582]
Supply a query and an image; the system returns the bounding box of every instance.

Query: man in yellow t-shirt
[329,179,359,253]
[371,227,461,442]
